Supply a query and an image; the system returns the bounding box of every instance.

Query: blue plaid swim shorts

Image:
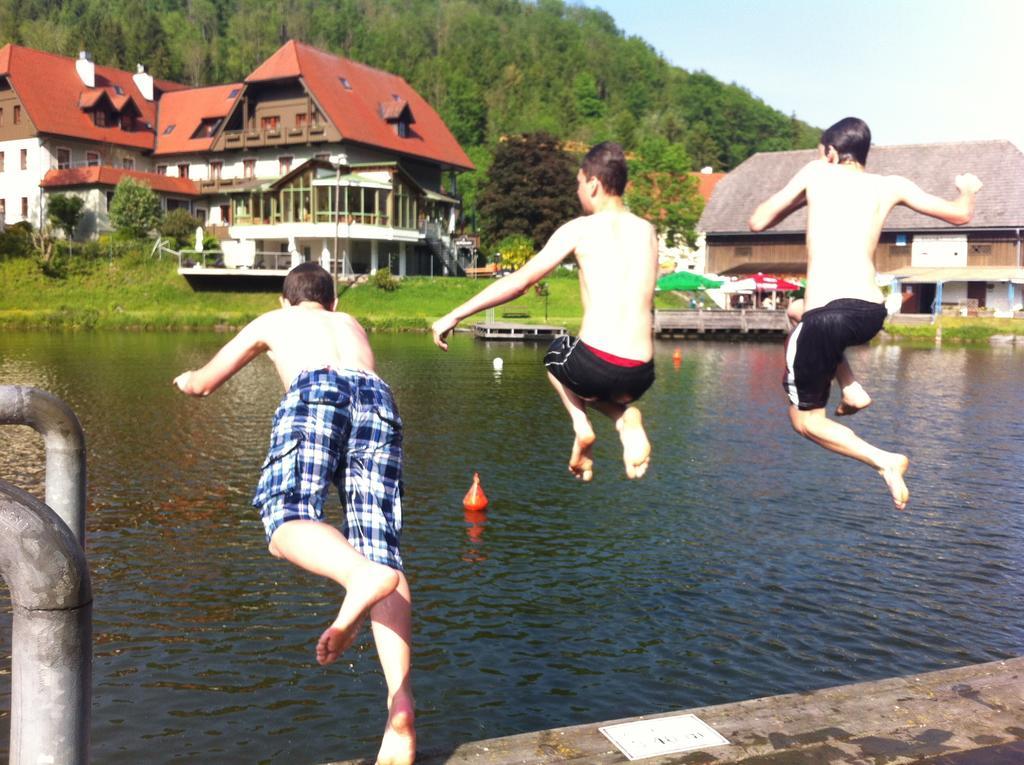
[251,367,404,570]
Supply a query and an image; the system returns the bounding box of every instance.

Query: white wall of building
[0,137,45,226]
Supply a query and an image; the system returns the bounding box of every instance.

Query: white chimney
[75,51,95,88]
[700,166,714,174]
[133,64,154,102]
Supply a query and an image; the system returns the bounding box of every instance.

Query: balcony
[219,124,329,150]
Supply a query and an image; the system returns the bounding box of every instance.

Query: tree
[159,207,201,248]
[47,194,85,240]
[109,178,161,239]
[493,233,533,270]
[477,132,578,250]
[626,137,704,249]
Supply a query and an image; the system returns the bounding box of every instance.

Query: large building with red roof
[0,40,475,276]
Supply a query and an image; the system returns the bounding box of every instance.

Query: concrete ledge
[326,657,1024,764]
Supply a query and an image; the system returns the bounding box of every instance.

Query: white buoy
[492,357,504,371]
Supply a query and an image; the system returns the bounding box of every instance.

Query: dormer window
[93,110,108,127]
[380,98,414,138]
[191,117,223,139]
[339,77,352,90]
[396,121,410,138]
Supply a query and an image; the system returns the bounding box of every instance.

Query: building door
[967,281,987,308]
[914,283,937,314]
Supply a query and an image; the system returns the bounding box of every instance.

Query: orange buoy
[672,347,682,368]
[463,472,488,512]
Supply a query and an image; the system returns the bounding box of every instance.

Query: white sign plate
[599,713,729,761]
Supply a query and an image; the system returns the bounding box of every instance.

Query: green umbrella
[655,272,724,291]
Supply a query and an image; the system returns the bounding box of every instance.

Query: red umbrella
[749,273,801,291]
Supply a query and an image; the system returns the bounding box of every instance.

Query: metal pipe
[0,479,92,765]
[0,385,87,545]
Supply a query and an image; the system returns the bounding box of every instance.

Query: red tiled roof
[246,41,473,170]
[41,166,200,196]
[154,83,243,156]
[0,44,186,150]
[690,171,726,202]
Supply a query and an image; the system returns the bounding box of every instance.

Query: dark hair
[580,141,628,196]
[282,262,335,309]
[820,117,871,166]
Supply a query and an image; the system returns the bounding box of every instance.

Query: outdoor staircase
[423,222,473,276]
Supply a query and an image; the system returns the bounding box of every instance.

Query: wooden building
[699,141,1024,315]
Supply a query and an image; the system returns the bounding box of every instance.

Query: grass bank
[0,251,692,331]
[885,317,1024,341]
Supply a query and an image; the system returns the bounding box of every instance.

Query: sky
[585,0,1024,149]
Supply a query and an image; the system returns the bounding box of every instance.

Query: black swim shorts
[783,298,887,410]
[544,335,655,404]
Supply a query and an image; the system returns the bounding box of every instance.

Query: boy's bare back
[571,209,659,359]
[751,156,981,311]
[175,303,375,396]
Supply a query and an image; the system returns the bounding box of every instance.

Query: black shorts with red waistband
[544,335,655,404]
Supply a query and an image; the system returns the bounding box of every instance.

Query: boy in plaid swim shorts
[174,263,415,765]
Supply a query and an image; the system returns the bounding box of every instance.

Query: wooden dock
[473,322,568,341]
[655,309,789,337]
[326,656,1024,764]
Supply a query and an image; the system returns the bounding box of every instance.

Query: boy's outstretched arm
[173,317,269,396]
[748,162,815,232]
[891,173,982,225]
[431,221,579,350]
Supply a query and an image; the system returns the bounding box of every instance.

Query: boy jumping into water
[432,142,658,481]
[749,116,982,509]
[173,263,415,765]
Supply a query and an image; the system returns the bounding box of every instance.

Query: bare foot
[569,429,596,482]
[835,382,872,417]
[317,561,399,666]
[878,454,910,510]
[376,691,416,765]
[617,407,651,479]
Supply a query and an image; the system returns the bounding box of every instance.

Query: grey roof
[699,140,1024,234]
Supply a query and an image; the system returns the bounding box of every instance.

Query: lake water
[0,331,1022,764]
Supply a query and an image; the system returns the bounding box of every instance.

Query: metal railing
[0,385,92,765]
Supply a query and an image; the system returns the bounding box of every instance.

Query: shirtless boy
[174,263,415,765]
[432,142,658,481]
[749,116,982,509]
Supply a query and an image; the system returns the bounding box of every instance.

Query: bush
[109,178,161,239]
[159,208,202,248]
[372,266,400,291]
[0,221,34,260]
[493,234,534,271]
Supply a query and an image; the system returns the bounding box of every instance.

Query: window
[86,152,100,167]
[156,165,167,175]
[295,113,308,128]
[396,121,409,138]
[20,149,27,170]
[13,105,20,124]
[122,114,136,131]
[261,115,280,132]
[210,161,222,181]
[105,191,114,209]
[177,164,189,179]
[21,197,28,217]
[191,117,223,139]
[228,88,240,99]
[93,110,108,128]
[243,159,256,179]
[278,156,292,175]
[57,148,71,169]
[219,203,230,224]
[0,152,4,172]
[339,77,352,90]
[0,199,5,219]
[163,124,176,135]
[122,157,135,170]
[0,107,4,126]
